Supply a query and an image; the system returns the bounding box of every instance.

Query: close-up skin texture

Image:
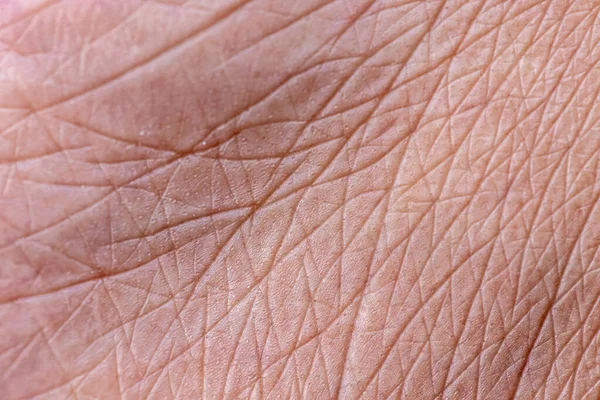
[2,0,600,398]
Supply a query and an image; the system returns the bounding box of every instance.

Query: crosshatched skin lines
[2,0,600,398]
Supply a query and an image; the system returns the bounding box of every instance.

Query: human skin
[2,0,600,398]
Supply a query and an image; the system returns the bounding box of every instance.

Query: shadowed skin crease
[2,0,600,399]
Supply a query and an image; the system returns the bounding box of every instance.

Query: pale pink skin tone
[2,0,600,399]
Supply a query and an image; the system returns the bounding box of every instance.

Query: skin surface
[2,0,600,398]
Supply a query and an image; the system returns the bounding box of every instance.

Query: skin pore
[2,0,600,398]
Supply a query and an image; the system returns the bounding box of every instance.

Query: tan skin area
[2,0,600,398]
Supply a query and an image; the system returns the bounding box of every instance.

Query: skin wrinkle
[0,0,377,255]
[336,0,456,395]
[239,0,568,392]
[0,5,502,396]
[0,0,474,372]
[466,3,600,396]
[5,6,360,230]
[3,0,600,399]
[390,0,596,396]
[350,1,524,396]
[511,22,600,398]
[450,0,600,390]
[4,0,394,296]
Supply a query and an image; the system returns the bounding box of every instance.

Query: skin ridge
[2,0,600,399]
